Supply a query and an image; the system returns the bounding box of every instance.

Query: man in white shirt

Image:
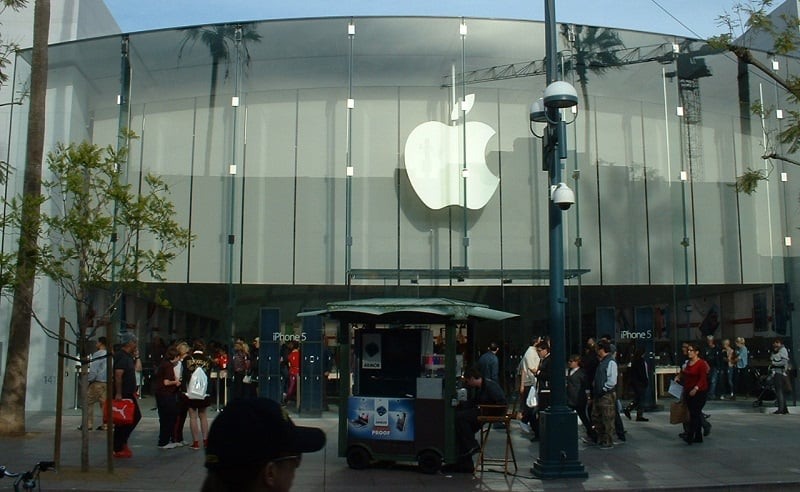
[84,337,108,431]
[517,336,541,434]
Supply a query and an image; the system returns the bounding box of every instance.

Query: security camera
[551,182,575,210]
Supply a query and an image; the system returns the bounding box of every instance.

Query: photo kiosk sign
[346,397,415,442]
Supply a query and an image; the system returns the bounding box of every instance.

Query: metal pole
[532,0,586,478]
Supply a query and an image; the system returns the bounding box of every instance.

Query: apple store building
[3,14,800,407]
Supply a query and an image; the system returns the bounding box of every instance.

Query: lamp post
[529,0,587,479]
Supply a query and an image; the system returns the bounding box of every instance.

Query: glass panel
[241,90,298,284]
[295,88,347,284]
[349,87,399,272]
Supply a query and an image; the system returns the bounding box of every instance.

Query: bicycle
[0,461,55,491]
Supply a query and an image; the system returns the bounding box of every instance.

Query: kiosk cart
[300,298,517,474]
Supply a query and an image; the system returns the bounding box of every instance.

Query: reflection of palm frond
[178,24,262,79]
[0,160,10,184]
[560,25,625,86]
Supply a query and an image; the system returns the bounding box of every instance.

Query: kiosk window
[356,329,421,397]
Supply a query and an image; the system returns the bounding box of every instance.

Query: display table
[654,366,680,402]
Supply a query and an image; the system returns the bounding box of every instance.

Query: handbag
[242,374,253,384]
[104,398,135,425]
[669,401,689,425]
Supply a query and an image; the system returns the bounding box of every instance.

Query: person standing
[172,341,191,446]
[567,354,595,442]
[734,337,749,396]
[113,332,142,458]
[532,340,551,441]
[285,342,301,405]
[590,340,618,449]
[770,338,790,415]
[680,342,710,444]
[702,335,722,400]
[154,346,182,449]
[624,348,649,422]
[721,338,737,400]
[248,336,261,399]
[476,342,500,383]
[183,339,215,449]
[517,336,540,435]
[83,337,108,431]
[231,339,251,401]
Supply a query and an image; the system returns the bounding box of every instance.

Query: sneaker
[76,425,92,431]
[113,448,133,458]
[159,442,180,450]
[580,436,597,446]
[518,421,532,434]
[612,439,626,446]
[190,441,201,450]
[599,442,614,449]
[95,425,107,431]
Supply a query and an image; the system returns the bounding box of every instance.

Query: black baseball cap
[205,398,326,470]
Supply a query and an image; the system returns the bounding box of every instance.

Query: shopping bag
[526,385,538,408]
[104,399,135,425]
[669,401,688,424]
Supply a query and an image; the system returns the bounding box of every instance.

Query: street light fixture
[543,80,578,108]
[527,0,587,479]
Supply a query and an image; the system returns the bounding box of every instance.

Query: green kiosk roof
[298,297,518,323]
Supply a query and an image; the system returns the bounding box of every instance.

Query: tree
[709,0,800,193]
[1,136,192,469]
[0,0,48,436]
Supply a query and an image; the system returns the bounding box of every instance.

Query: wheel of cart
[417,449,442,474]
[346,445,372,470]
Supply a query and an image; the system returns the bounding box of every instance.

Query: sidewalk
[2,397,799,491]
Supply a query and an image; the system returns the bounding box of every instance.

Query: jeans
[774,373,788,413]
[726,367,735,395]
[707,368,719,398]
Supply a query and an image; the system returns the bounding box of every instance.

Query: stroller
[751,367,777,407]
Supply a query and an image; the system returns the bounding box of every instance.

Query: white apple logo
[404,94,499,210]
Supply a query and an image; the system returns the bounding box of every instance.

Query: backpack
[186,366,208,400]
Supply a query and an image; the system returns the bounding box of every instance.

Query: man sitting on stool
[453,367,507,472]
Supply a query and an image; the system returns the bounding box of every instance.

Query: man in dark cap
[202,398,326,491]
[113,331,141,458]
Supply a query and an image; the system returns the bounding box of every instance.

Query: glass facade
[3,17,799,409]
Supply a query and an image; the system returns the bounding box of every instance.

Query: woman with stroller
[679,342,710,444]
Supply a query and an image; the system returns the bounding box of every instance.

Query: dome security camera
[551,182,575,210]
